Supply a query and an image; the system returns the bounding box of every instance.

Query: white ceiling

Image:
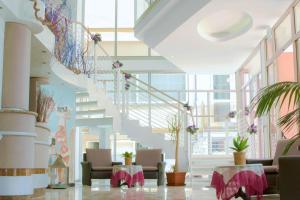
[154,0,294,74]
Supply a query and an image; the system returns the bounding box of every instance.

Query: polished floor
[35,178,280,200]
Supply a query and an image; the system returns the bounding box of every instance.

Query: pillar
[0,22,36,198]
[29,77,50,197]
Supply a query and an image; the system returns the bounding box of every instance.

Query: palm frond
[278,108,300,132]
[252,82,300,117]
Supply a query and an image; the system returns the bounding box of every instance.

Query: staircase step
[76,92,89,97]
[76,109,106,115]
[75,117,113,127]
[76,101,98,106]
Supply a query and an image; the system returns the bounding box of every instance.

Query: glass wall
[84,0,157,57]
[236,0,300,158]
[188,74,237,156]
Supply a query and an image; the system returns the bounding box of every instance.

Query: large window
[236,0,300,158]
[275,14,292,51]
[84,0,156,57]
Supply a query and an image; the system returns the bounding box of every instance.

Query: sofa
[81,149,122,186]
[134,149,166,186]
[246,139,300,194]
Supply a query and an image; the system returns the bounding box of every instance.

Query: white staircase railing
[32,0,195,166]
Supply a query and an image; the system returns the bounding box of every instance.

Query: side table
[111,165,144,188]
[211,164,268,200]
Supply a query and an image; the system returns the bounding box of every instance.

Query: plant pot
[233,151,246,165]
[166,172,186,186]
[125,157,132,165]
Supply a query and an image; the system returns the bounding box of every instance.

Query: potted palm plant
[253,81,300,153]
[122,152,133,165]
[166,115,186,186]
[231,135,249,165]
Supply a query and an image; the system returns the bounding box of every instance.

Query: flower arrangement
[91,33,102,44]
[183,103,192,111]
[36,90,55,123]
[125,83,130,90]
[247,123,257,135]
[244,106,250,116]
[186,125,199,134]
[228,111,236,118]
[124,73,132,80]
[112,60,123,69]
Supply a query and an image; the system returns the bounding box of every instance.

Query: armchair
[279,156,300,200]
[135,149,166,186]
[81,149,122,186]
[246,139,300,194]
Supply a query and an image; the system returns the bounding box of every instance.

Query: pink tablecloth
[211,164,268,200]
[111,165,144,187]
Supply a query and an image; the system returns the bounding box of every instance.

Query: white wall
[0,17,5,108]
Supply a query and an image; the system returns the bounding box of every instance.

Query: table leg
[234,188,250,200]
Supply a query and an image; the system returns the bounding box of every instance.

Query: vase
[233,151,246,165]
[166,172,186,186]
[125,157,132,165]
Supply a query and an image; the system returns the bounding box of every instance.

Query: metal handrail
[127,80,186,112]
[127,75,186,107]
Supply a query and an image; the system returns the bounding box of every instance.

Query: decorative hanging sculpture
[33,0,95,75]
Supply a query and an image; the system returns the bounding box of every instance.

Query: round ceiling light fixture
[197,10,253,42]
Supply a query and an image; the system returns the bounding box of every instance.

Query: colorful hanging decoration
[112,60,123,69]
[33,0,94,75]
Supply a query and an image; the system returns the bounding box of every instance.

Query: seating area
[81,149,165,186]
[1,0,300,199]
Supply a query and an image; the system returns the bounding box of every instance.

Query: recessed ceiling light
[197,10,253,42]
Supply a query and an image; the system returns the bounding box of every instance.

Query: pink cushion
[135,149,162,167]
[86,149,112,167]
[273,139,300,165]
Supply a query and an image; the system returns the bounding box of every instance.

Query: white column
[2,23,31,110]
[0,22,36,197]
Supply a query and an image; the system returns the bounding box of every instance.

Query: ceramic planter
[125,157,132,165]
[166,172,186,186]
[233,151,246,165]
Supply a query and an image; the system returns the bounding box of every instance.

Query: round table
[111,165,144,188]
[211,164,268,200]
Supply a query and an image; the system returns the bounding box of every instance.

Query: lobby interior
[0,0,300,199]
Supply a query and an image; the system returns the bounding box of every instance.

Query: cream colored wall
[0,17,5,108]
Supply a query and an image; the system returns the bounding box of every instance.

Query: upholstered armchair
[81,149,122,186]
[246,139,300,194]
[134,149,166,186]
[279,156,300,200]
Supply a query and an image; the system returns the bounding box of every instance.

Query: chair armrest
[246,159,273,166]
[81,161,92,186]
[157,162,166,173]
[112,162,122,166]
[157,162,166,186]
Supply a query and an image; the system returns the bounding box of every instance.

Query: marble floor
[35,178,280,200]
